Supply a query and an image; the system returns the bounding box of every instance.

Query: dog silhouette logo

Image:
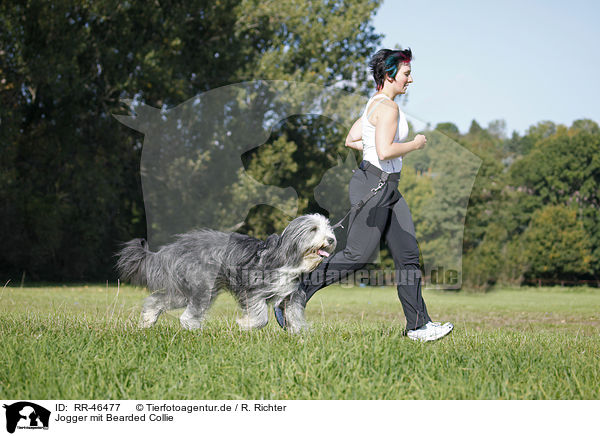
[3,402,50,433]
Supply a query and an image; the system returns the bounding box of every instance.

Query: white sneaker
[407,321,454,342]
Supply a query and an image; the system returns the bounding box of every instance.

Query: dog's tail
[115,238,154,287]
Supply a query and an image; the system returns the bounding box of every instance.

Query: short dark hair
[369,48,412,90]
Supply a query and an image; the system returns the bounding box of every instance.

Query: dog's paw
[179,314,203,330]
[139,319,154,329]
[236,316,255,330]
[286,321,312,334]
[237,316,269,330]
[140,310,161,328]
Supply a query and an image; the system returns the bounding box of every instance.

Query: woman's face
[393,63,412,94]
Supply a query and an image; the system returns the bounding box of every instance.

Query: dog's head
[280,214,336,272]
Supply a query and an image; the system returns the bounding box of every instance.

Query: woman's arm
[374,104,426,160]
[345,117,363,151]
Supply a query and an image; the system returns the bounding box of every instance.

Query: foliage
[0,0,382,280]
[427,117,600,289]
[2,2,599,288]
[508,120,600,277]
[522,205,591,279]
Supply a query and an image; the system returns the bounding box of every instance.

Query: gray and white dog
[116,214,335,333]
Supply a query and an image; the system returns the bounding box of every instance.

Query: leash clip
[371,180,385,192]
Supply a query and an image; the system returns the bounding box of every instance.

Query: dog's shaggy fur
[115,214,335,333]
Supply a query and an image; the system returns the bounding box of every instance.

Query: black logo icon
[2,402,50,434]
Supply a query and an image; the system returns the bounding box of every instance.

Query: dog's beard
[301,253,324,272]
[300,241,335,272]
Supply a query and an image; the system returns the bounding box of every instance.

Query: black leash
[331,161,400,230]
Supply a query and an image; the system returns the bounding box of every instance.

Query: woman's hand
[412,134,427,150]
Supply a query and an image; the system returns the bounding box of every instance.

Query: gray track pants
[302,162,431,330]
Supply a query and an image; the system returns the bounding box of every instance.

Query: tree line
[1,1,598,289]
[426,118,599,290]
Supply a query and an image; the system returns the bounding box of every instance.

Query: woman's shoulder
[376,99,400,119]
[371,94,399,111]
[381,98,399,111]
[364,94,400,125]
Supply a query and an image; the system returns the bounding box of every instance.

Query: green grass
[1,283,599,399]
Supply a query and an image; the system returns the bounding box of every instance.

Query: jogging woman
[276,48,453,342]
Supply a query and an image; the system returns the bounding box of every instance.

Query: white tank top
[361,93,408,173]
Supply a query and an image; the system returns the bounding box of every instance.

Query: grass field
[1,283,599,399]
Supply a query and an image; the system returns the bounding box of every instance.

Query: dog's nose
[327,237,335,245]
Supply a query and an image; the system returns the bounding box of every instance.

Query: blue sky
[372,0,599,135]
